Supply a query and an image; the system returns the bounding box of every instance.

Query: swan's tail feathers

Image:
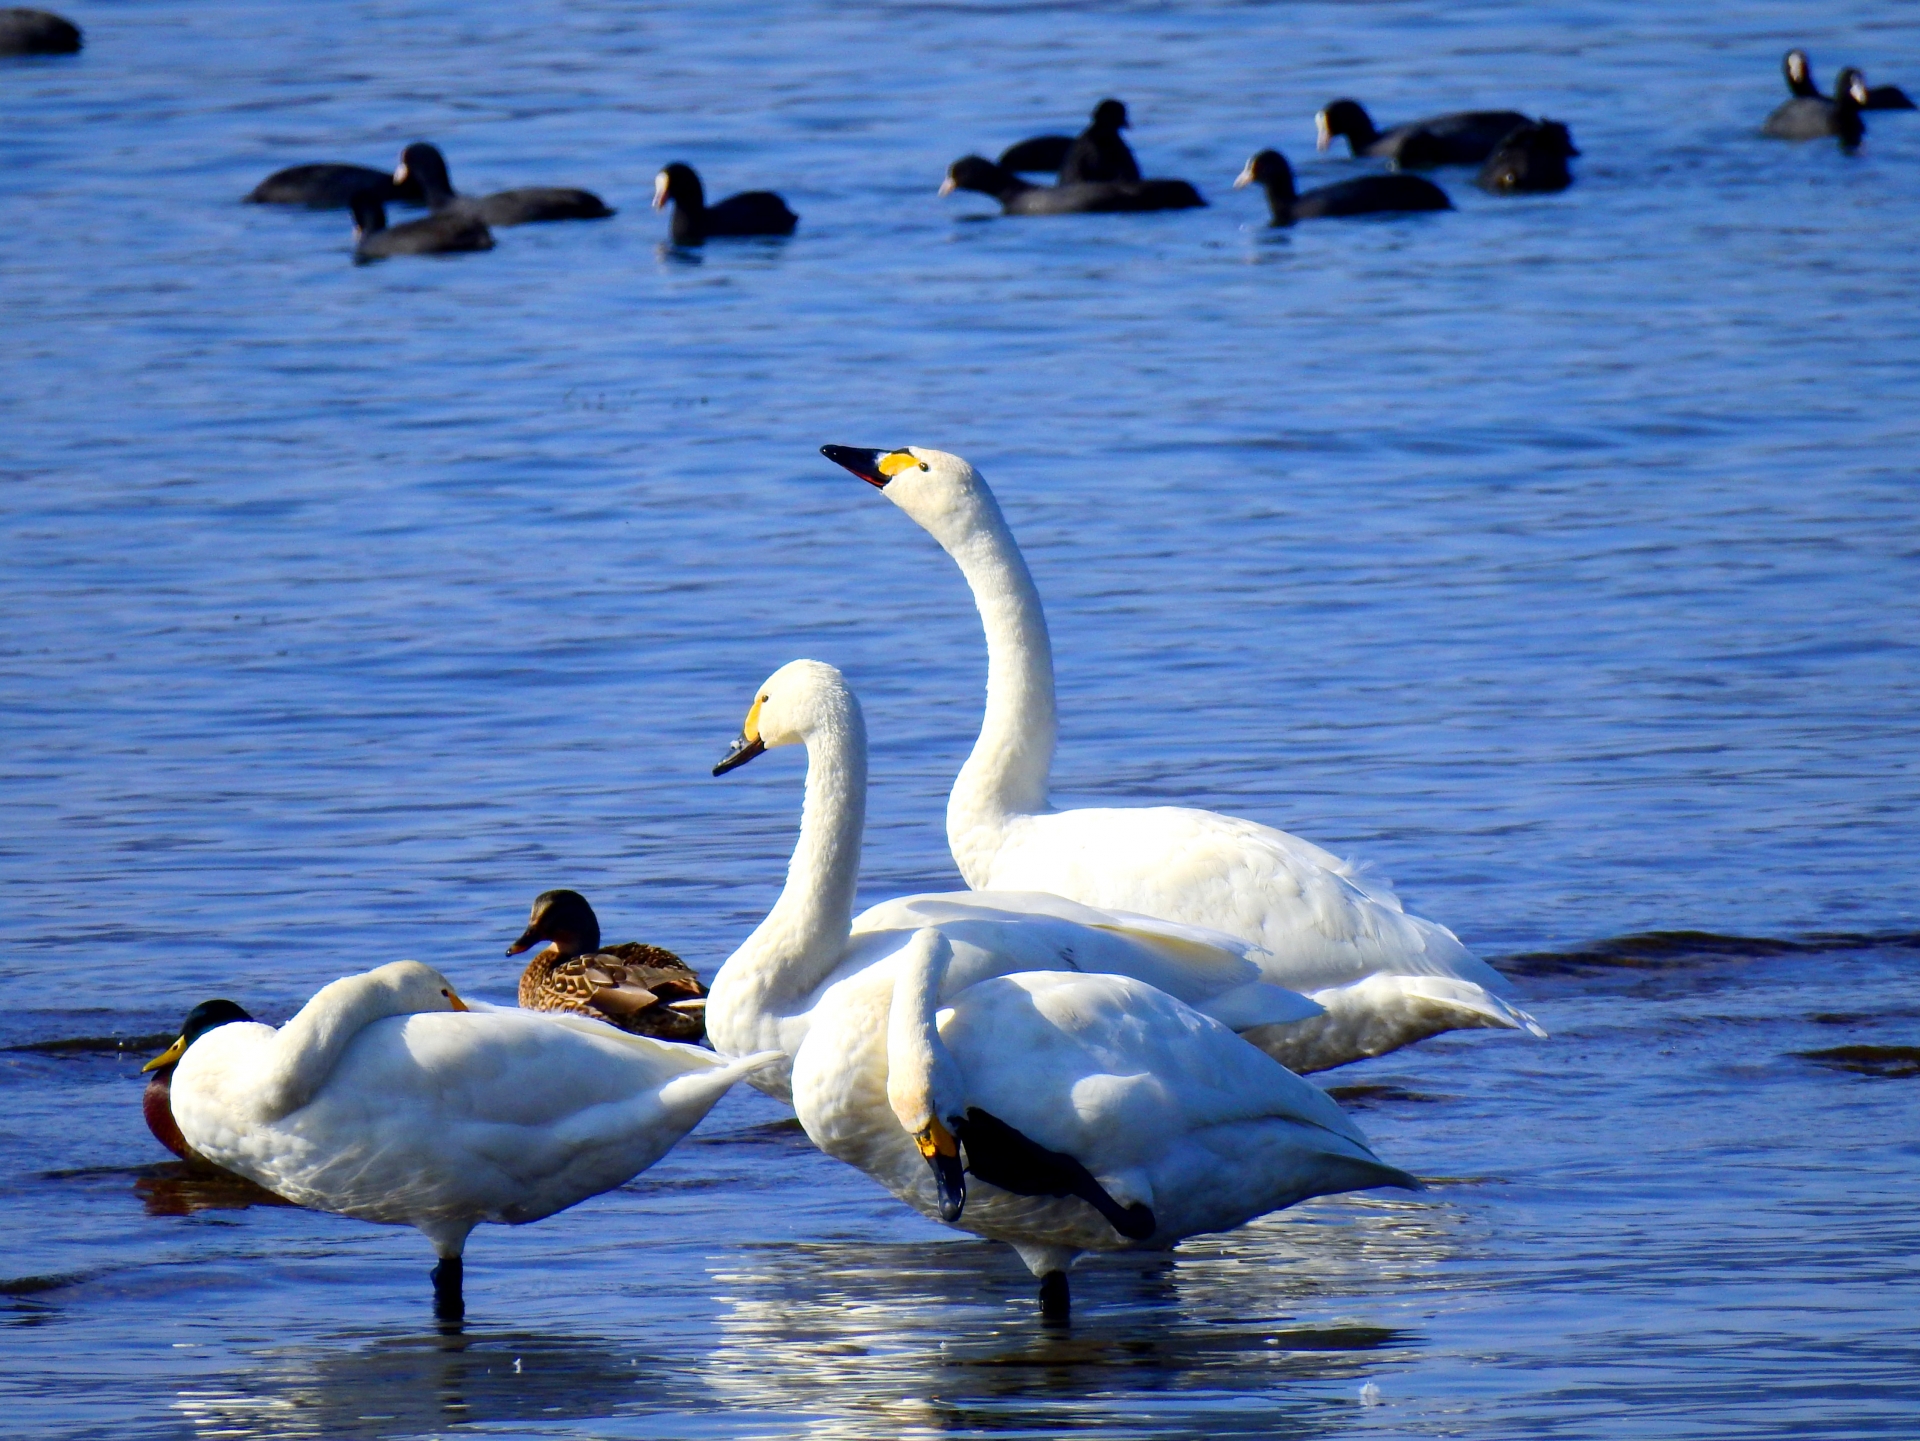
[1245,972,1547,1073]
[1195,980,1325,1031]
[656,1049,786,1111]
[1395,976,1548,1038]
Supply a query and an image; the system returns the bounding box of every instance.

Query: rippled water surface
[4,0,1918,1436]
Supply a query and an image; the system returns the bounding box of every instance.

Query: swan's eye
[919,463,929,471]
[760,694,768,703]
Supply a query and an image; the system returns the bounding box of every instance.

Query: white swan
[820,444,1544,1072]
[147,960,775,1314]
[791,924,1418,1316]
[705,660,1324,1103]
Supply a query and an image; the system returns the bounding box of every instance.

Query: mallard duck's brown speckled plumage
[508,890,708,1042]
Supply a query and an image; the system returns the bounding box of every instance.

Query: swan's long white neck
[886,927,967,1133]
[909,480,1056,883]
[706,701,868,1060]
[251,964,443,1121]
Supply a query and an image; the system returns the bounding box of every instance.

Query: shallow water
[3,0,1918,1436]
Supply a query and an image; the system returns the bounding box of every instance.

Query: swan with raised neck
[704,659,1326,1101]
[820,444,1544,1071]
[705,659,869,1076]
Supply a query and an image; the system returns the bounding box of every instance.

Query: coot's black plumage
[1763,86,1864,149]
[1059,98,1141,184]
[1315,98,1535,166]
[350,193,493,261]
[1234,149,1448,225]
[651,162,797,245]
[395,142,613,226]
[997,135,1074,174]
[248,164,424,210]
[1475,120,1578,194]
[1837,66,1915,113]
[0,7,80,54]
[941,155,1204,215]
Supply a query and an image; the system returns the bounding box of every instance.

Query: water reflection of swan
[697,1197,1448,1438]
[170,1324,695,1440]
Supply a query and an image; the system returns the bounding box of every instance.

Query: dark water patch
[1499,929,1920,979]
[1321,1083,1450,1109]
[1795,1045,1920,1080]
[4,1031,176,1055]
[0,1272,88,1298]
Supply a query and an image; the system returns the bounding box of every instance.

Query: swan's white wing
[850,890,1320,1022]
[941,972,1365,1151]
[175,1009,773,1229]
[983,806,1511,995]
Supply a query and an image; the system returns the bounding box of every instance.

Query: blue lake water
[3,0,1918,1436]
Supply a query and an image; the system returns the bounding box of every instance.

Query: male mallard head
[143,999,255,1074]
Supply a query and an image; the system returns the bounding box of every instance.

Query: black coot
[651,163,797,245]
[1233,149,1448,225]
[0,8,80,55]
[1059,99,1141,184]
[1763,85,1864,149]
[1475,120,1578,194]
[350,193,493,261]
[248,163,423,210]
[1837,66,1915,112]
[1315,98,1535,166]
[1782,50,1822,99]
[941,155,1203,215]
[997,135,1074,174]
[393,142,612,226]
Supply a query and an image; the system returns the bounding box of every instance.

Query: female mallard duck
[145,960,774,1315]
[507,889,708,1042]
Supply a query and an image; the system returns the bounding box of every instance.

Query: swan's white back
[174,998,766,1252]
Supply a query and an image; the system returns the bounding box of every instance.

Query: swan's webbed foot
[431,1257,464,1321]
[1038,1269,1070,1323]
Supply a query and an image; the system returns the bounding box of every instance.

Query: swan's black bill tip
[820,445,892,489]
[713,735,766,776]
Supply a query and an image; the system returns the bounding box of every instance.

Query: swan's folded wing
[945,972,1372,1155]
[853,890,1267,1003]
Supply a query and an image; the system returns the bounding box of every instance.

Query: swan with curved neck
[705,660,1324,1103]
[156,959,773,1314]
[792,923,1416,1317]
[820,444,1544,1071]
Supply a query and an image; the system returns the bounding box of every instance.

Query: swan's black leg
[1038,1270,1070,1322]
[432,1257,464,1321]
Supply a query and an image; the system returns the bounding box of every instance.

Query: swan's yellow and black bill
[142,1035,188,1074]
[915,1117,966,1223]
[820,445,918,489]
[444,989,470,1012]
[715,692,768,775]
